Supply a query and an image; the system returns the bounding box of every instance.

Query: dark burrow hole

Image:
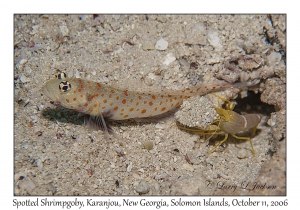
[233,91,275,117]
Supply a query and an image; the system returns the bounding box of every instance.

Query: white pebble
[182,163,194,172]
[36,159,43,170]
[163,53,176,65]
[59,25,69,36]
[127,162,133,172]
[155,123,165,129]
[237,149,248,159]
[208,31,222,50]
[268,51,282,65]
[19,59,28,65]
[135,181,150,194]
[19,75,30,83]
[153,182,160,192]
[155,38,168,50]
[19,180,36,193]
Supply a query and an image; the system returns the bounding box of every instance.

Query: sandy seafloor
[14,14,286,196]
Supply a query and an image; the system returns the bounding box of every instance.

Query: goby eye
[59,81,71,92]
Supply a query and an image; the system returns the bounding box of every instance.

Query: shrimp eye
[59,81,71,92]
[57,72,67,80]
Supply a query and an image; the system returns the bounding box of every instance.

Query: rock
[143,141,154,150]
[18,180,36,193]
[182,163,194,172]
[155,38,168,50]
[267,51,281,66]
[36,159,43,170]
[185,23,207,45]
[59,25,69,36]
[237,149,248,159]
[238,54,264,71]
[142,43,155,50]
[207,31,222,50]
[135,181,150,194]
[163,53,176,65]
[155,123,165,129]
[171,175,201,195]
[19,75,30,83]
[110,21,121,31]
[126,162,133,172]
[19,58,28,65]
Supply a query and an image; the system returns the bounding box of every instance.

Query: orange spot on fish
[149,101,153,106]
[87,81,90,84]
[154,107,158,111]
[94,104,97,107]
[170,98,172,102]
[103,99,107,103]
[88,86,92,89]
[114,106,118,111]
[124,90,129,96]
[144,101,147,104]
[116,96,119,100]
[102,106,106,109]
[166,99,169,102]
[79,79,82,83]
[124,115,128,118]
[138,96,142,100]
[180,95,183,99]
[122,99,126,104]
[111,89,115,93]
[78,104,81,107]
[81,85,84,89]
[66,99,70,103]
[161,107,166,111]
[80,95,83,98]
[78,89,82,92]
[109,94,112,98]
[136,102,139,106]
[160,101,163,105]
[101,94,104,97]
[73,98,77,101]
[152,95,156,100]
[141,109,146,114]
[84,103,88,107]
[74,90,76,94]
[121,108,124,112]
[97,83,101,87]
[130,99,133,103]
[129,108,134,112]
[109,102,113,106]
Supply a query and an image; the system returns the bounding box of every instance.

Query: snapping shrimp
[177,93,261,157]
